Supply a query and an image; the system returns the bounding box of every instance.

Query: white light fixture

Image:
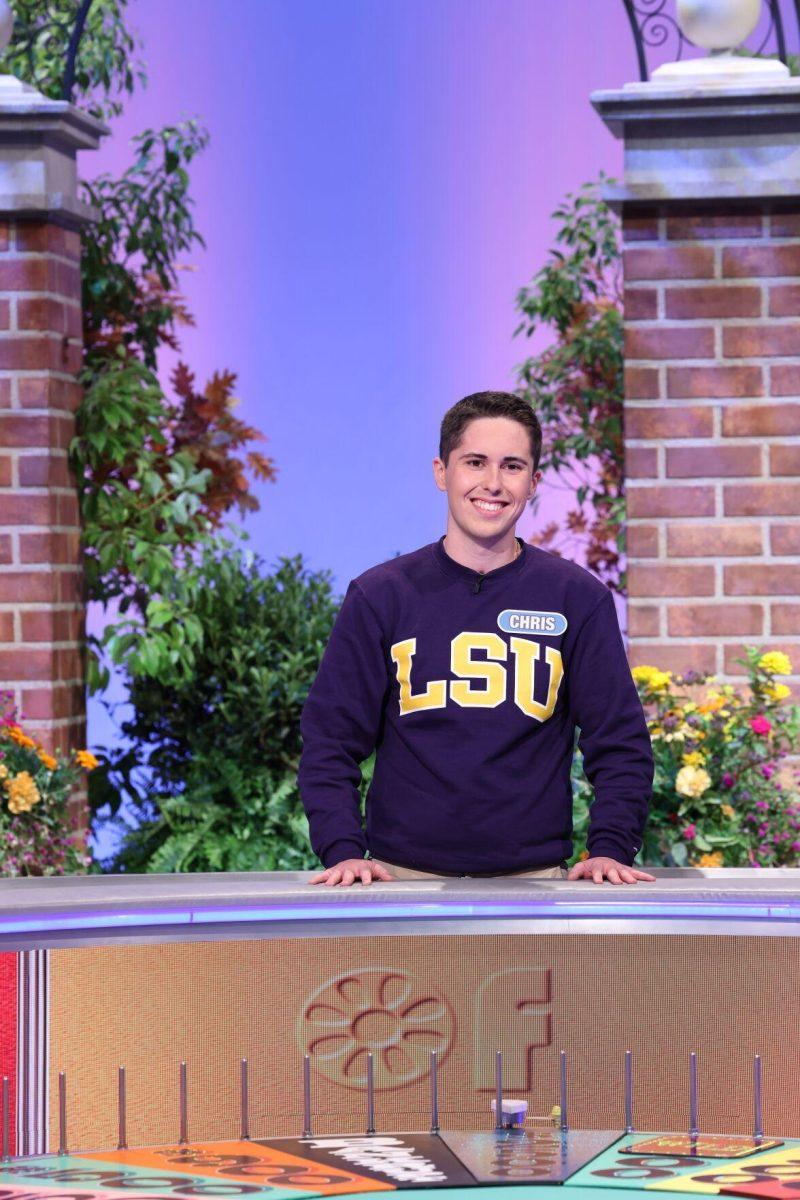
[633,0,792,89]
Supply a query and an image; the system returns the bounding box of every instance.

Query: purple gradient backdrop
[86,1,647,848]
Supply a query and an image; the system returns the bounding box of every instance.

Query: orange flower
[5,725,36,750]
[37,749,57,771]
[6,771,40,814]
[75,750,99,771]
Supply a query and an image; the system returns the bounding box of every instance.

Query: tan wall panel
[48,935,799,1152]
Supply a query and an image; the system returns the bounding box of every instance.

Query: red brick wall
[0,218,85,758]
[623,204,800,693]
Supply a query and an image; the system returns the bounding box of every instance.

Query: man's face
[432,416,541,543]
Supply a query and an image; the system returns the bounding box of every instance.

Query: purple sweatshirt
[298,536,653,873]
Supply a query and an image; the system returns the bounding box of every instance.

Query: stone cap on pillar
[0,74,109,228]
[591,81,800,206]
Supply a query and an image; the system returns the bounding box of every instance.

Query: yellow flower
[697,852,723,868]
[6,771,40,814]
[698,691,726,714]
[764,683,791,702]
[683,702,697,714]
[632,666,672,691]
[664,729,686,743]
[676,765,712,799]
[37,749,57,771]
[632,665,659,683]
[722,804,735,819]
[5,725,36,750]
[759,651,792,676]
[682,751,706,767]
[75,750,99,771]
[0,764,7,781]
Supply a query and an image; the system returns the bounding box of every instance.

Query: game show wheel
[297,966,454,1089]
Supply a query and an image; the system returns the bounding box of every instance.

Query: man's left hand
[567,857,656,885]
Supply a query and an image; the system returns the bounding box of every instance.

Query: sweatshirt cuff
[322,840,367,868]
[586,840,636,867]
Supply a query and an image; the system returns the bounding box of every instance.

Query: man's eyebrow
[458,451,530,463]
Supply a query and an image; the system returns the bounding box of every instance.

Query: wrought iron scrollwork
[623,0,799,82]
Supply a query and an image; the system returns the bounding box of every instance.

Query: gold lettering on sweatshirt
[450,631,507,707]
[510,636,563,721]
[391,638,447,713]
[391,632,564,720]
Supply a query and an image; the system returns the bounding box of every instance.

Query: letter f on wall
[473,968,552,1090]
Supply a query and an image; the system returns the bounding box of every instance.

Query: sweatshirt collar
[432,534,528,582]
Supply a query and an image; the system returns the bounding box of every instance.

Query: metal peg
[2,1075,9,1161]
[366,1052,375,1135]
[495,1050,503,1131]
[753,1055,763,1142]
[560,1051,568,1133]
[58,1071,67,1156]
[430,1051,439,1134]
[302,1054,312,1138]
[117,1066,127,1151]
[240,1059,250,1141]
[689,1052,699,1139]
[179,1061,188,1145]
[624,1050,634,1135]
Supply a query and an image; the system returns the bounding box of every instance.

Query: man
[298,391,655,886]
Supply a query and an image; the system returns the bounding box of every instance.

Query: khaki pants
[371,858,567,881]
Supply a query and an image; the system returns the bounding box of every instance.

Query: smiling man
[298,391,655,886]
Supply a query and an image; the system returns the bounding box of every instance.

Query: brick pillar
[592,84,800,696]
[0,78,106,763]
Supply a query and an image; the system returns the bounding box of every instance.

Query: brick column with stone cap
[0,71,106,766]
[592,83,800,696]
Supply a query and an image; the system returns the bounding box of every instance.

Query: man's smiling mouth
[471,499,509,513]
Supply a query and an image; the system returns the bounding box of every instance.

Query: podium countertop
[0,869,799,949]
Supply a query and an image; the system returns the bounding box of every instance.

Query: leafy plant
[570,650,800,867]
[0,694,95,875]
[1,0,145,119]
[89,548,364,873]
[514,177,625,591]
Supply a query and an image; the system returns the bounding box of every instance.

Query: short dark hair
[439,391,542,471]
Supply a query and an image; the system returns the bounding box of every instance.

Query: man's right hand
[309,859,396,886]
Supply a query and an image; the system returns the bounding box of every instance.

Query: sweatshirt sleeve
[567,588,654,866]
[298,579,391,867]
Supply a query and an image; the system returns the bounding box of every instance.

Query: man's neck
[442,527,519,574]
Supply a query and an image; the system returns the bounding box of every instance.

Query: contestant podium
[0,870,799,1157]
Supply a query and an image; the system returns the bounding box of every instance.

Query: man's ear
[432,457,446,492]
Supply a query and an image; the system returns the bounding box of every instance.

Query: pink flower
[722,773,735,788]
[761,764,775,780]
[756,800,769,810]
[683,824,697,840]
[750,715,772,736]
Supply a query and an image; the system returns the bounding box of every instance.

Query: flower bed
[572,648,800,868]
[0,693,95,876]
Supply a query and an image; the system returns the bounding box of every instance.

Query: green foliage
[570,650,800,868]
[515,178,625,590]
[2,0,145,118]
[90,548,368,873]
[81,121,210,369]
